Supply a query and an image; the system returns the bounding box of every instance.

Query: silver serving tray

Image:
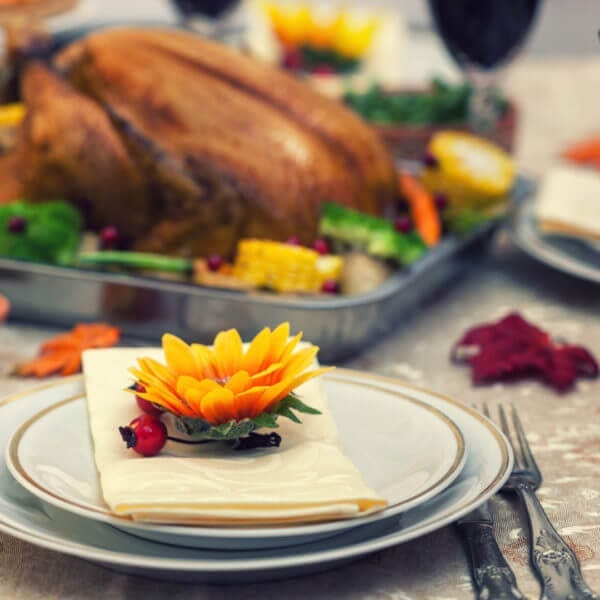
[0,176,534,362]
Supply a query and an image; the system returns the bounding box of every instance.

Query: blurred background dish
[0,0,78,22]
[245,0,406,98]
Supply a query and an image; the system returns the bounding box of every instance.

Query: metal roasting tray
[0,176,535,363]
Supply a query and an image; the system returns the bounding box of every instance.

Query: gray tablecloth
[0,49,599,600]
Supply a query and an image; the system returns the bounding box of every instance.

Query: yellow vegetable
[316,254,344,285]
[421,131,515,210]
[0,103,25,128]
[233,239,342,294]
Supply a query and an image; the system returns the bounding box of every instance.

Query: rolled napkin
[83,344,387,526]
[535,166,600,244]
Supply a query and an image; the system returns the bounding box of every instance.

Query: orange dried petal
[162,334,198,377]
[190,344,218,379]
[225,370,251,395]
[241,327,272,374]
[214,329,243,377]
[267,322,290,363]
[279,331,303,363]
[281,345,319,379]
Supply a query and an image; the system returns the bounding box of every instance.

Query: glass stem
[468,72,501,133]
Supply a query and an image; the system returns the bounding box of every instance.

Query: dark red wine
[428,0,540,70]
[171,0,239,19]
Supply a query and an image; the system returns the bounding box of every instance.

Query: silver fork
[483,403,598,600]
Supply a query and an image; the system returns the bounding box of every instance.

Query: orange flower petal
[214,329,243,377]
[138,389,195,416]
[233,386,270,419]
[249,362,284,386]
[162,334,198,377]
[138,357,177,388]
[279,331,303,363]
[176,375,220,399]
[267,322,290,363]
[190,344,218,379]
[257,366,334,414]
[241,327,272,374]
[225,370,251,395]
[281,345,319,379]
[201,388,235,425]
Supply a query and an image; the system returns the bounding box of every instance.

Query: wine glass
[170,0,242,39]
[428,0,542,131]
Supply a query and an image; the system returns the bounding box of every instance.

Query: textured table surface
[1,48,600,600]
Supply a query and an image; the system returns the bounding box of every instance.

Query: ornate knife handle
[458,521,524,599]
[517,483,599,600]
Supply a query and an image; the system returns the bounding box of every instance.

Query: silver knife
[457,502,524,599]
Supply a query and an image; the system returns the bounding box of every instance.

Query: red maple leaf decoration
[452,313,598,393]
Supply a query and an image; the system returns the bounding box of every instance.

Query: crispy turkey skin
[0,28,397,257]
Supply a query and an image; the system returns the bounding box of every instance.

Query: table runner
[0,56,599,599]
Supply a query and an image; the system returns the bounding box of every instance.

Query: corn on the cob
[421,131,515,210]
[0,103,25,128]
[233,239,342,293]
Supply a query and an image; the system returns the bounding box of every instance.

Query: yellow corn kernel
[233,240,321,293]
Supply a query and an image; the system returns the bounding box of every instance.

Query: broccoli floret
[319,202,426,266]
[0,200,82,265]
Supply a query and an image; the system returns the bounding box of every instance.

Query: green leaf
[171,393,320,443]
[276,393,323,416]
[269,393,322,425]
[251,412,280,430]
[173,412,280,443]
[175,416,211,436]
[278,406,302,423]
[207,420,256,440]
[0,200,82,265]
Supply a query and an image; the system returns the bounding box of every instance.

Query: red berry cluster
[119,384,167,456]
[452,313,599,392]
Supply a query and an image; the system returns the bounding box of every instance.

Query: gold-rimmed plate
[0,373,511,582]
[7,371,466,550]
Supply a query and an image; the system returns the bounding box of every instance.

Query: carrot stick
[399,172,442,247]
[562,136,600,164]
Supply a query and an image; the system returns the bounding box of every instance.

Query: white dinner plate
[512,194,600,284]
[0,373,511,583]
[6,372,466,550]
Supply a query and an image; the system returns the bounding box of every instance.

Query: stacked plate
[511,183,600,284]
[0,370,512,583]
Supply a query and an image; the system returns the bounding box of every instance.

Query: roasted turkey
[0,28,397,257]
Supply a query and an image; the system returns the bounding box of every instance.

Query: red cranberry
[136,396,163,416]
[100,226,119,249]
[7,216,27,233]
[312,64,336,76]
[207,254,224,272]
[286,236,301,246]
[321,280,340,294]
[282,49,304,71]
[422,153,439,169]
[119,414,167,457]
[313,239,330,255]
[434,193,449,211]
[394,216,414,234]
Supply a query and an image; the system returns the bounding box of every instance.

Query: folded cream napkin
[83,346,387,525]
[535,166,600,243]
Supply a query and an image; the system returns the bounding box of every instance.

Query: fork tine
[510,405,541,477]
[481,402,491,419]
[498,404,522,468]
